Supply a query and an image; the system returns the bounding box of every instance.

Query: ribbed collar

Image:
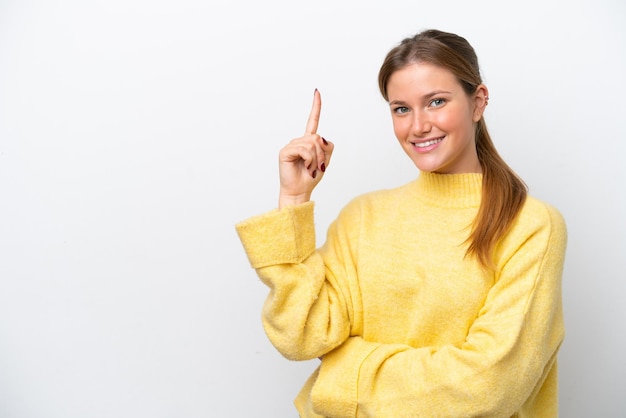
[412,171,483,208]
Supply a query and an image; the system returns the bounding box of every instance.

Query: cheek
[392,118,409,139]
[434,110,466,132]
[431,112,452,128]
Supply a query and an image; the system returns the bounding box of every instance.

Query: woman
[236,29,567,417]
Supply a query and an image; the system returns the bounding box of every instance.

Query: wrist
[278,192,311,210]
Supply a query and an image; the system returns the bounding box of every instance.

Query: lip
[411,136,444,153]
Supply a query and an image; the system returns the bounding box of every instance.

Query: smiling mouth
[413,137,444,148]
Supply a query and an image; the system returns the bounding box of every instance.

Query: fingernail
[314,88,318,93]
[312,170,317,179]
[322,137,328,145]
[321,162,326,172]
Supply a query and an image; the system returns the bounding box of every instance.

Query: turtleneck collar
[412,171,483,208]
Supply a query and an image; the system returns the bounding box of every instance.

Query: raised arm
[236,90,344,360]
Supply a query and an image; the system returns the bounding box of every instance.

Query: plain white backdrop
[0,0,624,416]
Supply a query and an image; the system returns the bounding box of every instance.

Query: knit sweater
[235,172,567,418]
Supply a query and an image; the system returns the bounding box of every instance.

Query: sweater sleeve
[310,204,567,418]
[235,202,356,361]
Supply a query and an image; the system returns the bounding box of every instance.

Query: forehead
[386,62,461,98]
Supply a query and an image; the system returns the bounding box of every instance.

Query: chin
[412,161,444,173]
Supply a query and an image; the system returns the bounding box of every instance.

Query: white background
[0,0,624,416]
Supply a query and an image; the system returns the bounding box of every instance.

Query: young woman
[236,29,567,417]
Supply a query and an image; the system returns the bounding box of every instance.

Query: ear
[472,84,489,122]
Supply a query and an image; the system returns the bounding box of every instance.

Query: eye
[429,98,446,107]
[393,106,410,115]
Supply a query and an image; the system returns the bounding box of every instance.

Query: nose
[411,110,431,136]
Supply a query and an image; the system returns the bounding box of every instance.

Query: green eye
[393,106,409,114]
[430,98,445,107]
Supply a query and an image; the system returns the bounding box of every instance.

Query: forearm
[236,202,351,360]
[313,329,559,418]
[256,252,351,360]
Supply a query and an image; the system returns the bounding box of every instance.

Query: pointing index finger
[304,89,322,135]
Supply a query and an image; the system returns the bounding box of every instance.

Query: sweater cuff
[235,202,316,268]
[310,336,379,417]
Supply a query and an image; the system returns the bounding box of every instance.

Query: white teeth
[414,138,443,148]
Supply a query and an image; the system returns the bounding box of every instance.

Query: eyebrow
[389,90,453,106]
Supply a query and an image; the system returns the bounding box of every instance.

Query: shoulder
[336,181,415,219]
[494,195,567,272]
[501,195,568,258]
[326,181,416,233]
[518,196,567,236]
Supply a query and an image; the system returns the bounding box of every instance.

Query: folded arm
[311,204,567,417]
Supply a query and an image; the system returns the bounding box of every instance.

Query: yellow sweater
[236,172,567,418]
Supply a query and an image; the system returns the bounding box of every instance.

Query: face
[386,62,488,174]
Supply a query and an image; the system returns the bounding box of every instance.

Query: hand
[278,89,334,209]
